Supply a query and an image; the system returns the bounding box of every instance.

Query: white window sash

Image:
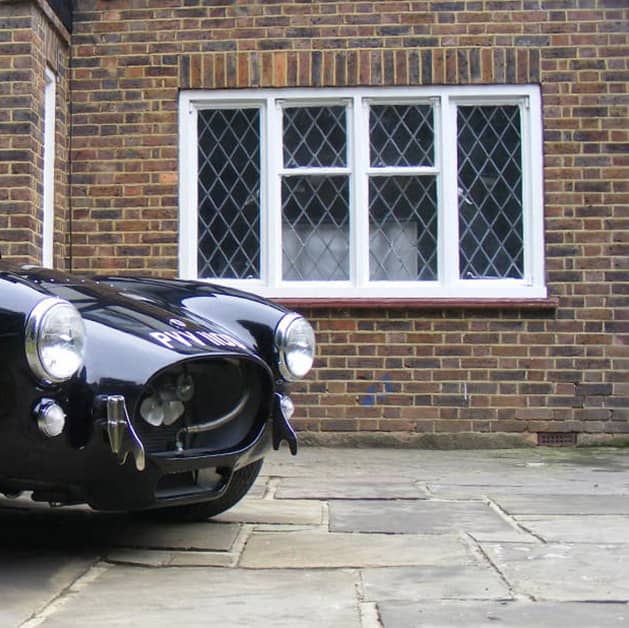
[178,86,546,300]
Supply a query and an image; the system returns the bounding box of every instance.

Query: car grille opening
[134,357,271,454]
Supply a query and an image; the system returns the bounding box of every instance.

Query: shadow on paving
[0,498,240,554]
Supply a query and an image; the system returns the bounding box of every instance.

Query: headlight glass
[275,313,315,381]
[25,298,86,384]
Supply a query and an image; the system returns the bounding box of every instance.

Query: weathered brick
[1,1,626,442]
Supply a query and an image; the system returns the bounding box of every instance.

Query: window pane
[369,176,438,281]
[197,109,260,279]
[282,176,349,280]
[283,106,346,168]
[457,105,524,279]
[370,104,433,167]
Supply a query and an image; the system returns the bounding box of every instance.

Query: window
[179,86,545,299]
[42,67,56,268]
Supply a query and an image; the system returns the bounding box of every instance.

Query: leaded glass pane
[369,176,438,281]
[282,176,350,280]
[197,109,260,279]
[283,106,346,168]
[370,104,434,167]
[457,105,524,279]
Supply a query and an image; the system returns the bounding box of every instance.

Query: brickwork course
[1,0,70,264]
[1,0,627,445]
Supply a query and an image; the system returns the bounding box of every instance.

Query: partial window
[179,87,545,299]
[42,68,56,268]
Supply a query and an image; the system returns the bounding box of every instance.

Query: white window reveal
[42,67,56,268]
[179,86,546,300]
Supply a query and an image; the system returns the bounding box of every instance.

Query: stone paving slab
[276,478,428,500]
[104,548,237,568]
[361,565,511,602]
[378,600,629,628]
[105,520,241,551]
[214,498,323,525]
[0,551,97,627]
[329,499,528,541]
[480,542,629,601]
[515,515,629,544]
[493,494,629,515]
[240,531,473,569]
[429,479,629,498]
[35,566,362,628]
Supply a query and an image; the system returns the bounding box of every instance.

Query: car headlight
[25,297,86,384]
[275,313,315,381]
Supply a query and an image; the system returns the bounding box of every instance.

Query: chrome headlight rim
[25,297,86,385]
[274,312,315,382]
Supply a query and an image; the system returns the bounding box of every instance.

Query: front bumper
[81,391,297,511]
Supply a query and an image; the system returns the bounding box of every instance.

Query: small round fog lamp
[35,400,66,438]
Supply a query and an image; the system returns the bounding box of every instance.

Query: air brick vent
[537,432,577,447]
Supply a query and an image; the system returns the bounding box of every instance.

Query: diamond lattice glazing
[197,109,261,279]
[457,105,524,279]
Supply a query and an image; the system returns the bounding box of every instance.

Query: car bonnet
[6,265,266,384]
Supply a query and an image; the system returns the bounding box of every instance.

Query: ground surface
[1,446,628,627]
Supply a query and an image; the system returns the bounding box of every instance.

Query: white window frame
[42,67,56,268]
[179,86,546,300]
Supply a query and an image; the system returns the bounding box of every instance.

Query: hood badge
[169,318,187,329]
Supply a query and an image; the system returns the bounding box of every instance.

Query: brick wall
[290,303,627,445]
[0,0,70,265]
[13,1,629,442]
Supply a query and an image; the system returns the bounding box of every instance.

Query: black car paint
[0,263,299,511]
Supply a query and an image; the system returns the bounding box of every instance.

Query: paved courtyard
[1,446,628,627]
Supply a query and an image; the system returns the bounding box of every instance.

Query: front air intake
[135,357,271,454]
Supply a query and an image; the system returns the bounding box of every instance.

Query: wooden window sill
[274,297,559,311]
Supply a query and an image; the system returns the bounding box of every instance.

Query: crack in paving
[359,601,383,628]
[19,561,110,628]
[486,497,548,543]
[356,572,384,628]
[462,533,530,602]
[263,476,281,500]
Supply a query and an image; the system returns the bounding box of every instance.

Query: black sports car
[0,262,315,520]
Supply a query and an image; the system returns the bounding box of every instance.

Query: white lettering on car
[149,329,247,352]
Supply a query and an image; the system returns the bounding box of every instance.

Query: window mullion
[267,99,283,288]
[178,95,198,279]
[353,96,370,288]
[439,95,460,291]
